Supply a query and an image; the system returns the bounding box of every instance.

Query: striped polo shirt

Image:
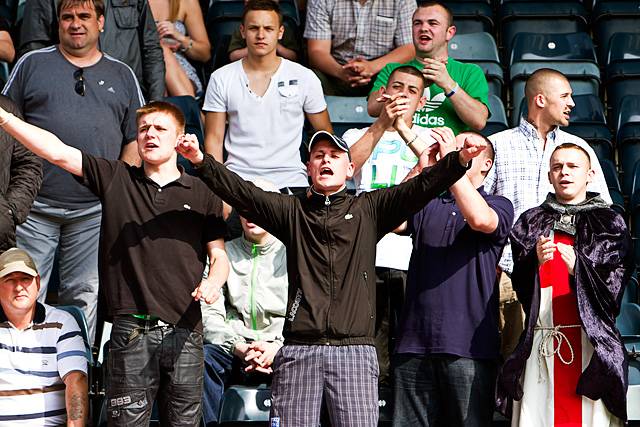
[0,303,87,425]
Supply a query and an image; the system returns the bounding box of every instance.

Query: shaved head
[525,68,568,100]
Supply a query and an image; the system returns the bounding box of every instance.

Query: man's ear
[278,24,284,41]
[346,161,355,180]
[586,168,595,184]
[535,93,546,109]
[445,25,456,42]
[240,23,246,39]
[418,94,427,110]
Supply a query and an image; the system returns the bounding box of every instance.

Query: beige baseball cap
[0,248,38,278]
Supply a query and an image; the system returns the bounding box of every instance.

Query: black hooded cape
[496,193,633,421]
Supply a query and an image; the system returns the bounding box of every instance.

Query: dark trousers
[375,267,407,385]
[202,344,234,426]
[106,316,204,426]
[392,354,497,427]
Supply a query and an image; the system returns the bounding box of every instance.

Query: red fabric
[539,232,582,426]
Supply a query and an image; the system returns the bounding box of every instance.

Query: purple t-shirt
[396,187,514,360]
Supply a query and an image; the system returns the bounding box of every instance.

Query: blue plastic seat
[616,96,640,196]
[509,32,600,126]
[56,305,94,365]
[592,1,640,65]
[605,33,640,124]
[565,94,613,163]
[325,96,375,138]
[218,384,272,423]
[599,158,625,216]
[482,95,508,137]
[617,302,640,353]
[499,1,588,58]
[448,2,494,34]
[448,32,503,97]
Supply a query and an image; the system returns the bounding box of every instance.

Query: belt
[535,324,582,365]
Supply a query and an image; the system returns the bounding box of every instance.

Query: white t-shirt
[343,127,435,270]
[203,59,326,188]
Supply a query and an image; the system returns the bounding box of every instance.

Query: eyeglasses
[74,68,85,96]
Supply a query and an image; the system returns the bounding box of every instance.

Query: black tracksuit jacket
[198,151,467,345]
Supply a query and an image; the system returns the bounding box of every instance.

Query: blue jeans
[202,344,233,426]
[16,199,101,344]
[106,316,204,426]
[392,354,497,427]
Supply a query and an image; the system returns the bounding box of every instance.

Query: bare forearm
[229,47,248,61]
[367,89,384,117]
[308,46,343,79]
[0,110,83,175]
[448,90,488,131]
[206,246,230,288]
[276,44,298,61]
[368,44,415,74]
[450,178,498,233]
[65,374,88,427]
[350,120,388,171]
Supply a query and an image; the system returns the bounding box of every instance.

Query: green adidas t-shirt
[371,58,489,135]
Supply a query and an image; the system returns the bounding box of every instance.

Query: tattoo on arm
[69,392,85,420]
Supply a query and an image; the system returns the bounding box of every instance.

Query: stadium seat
[592,1,640,65]
[499,1,588,58]
[448,3,494,35]
[509,32,600,126]
[218,384,272,423]
[616,96,640,196]
[448,32,503,97]
[56,305,94,365]
[482,94,508,137]
[599,159,625,216]
[565,94,613,163]
[623,274,639,305]
[629,356,640,421]
[605,33,640,123]
[325,96,375,138]
[617,302,640,352]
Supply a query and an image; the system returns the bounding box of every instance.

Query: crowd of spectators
[0,0,634,426]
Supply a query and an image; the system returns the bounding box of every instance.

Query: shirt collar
[519,117,559,142]
[441,185,487,204]
[0,302,46,326]
[133,164,193,189]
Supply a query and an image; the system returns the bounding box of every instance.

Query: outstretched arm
[0,107,83,177]
[177,134,292,238]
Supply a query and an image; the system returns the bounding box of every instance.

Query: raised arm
[177,134,292,237]
[0,107,83,176]
[370,135,486,234]
[349,94,403,172]
[433,128,498,233]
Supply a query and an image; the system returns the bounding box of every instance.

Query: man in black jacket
[18,0,165,101]
[177,129,487,426]
[0,96,41,253]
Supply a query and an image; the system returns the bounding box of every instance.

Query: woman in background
[149,0,211,97]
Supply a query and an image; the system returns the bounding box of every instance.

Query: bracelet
[406,134,419,147]
[0,113,14,126]
[445,82,459,98]
[180,38,193,53]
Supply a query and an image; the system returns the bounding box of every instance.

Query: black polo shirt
[80,154,225,331]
